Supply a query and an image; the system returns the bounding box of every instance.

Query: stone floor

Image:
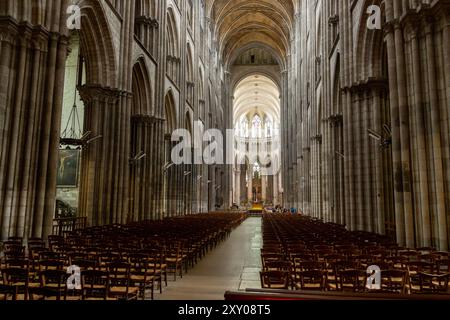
[153,217,262,300]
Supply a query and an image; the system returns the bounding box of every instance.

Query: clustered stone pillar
[0,14,68,240]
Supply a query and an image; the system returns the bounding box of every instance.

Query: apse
[232,75,282,208]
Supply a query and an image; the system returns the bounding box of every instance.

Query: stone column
[261,175,267,203]
[384,0,406,245]
[234,169,240,205]
[372,86,386,235]
[393,10,414,248]
[410,24,431,246]
[247,169,253,204]
[77,85,122,227]
[273,173,279,205]
[424,20,448,250]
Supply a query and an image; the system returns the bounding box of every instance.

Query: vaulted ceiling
[233,75,280,124]
[207,0,296,65]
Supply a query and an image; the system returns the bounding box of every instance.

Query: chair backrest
[380,270,407,294]
[416,273,450,294]
[8,237,23,244]
[407,261,435,274]
[399,250,419,261]
[71,259,97,271]
[260,271,290,290]
[28,239,45,250]
[339,270,366,292]
[4,244,25,259]
[40,270,67,290]
[38,251,62,261]
[295,261,325,272]
[261,253,285,269]
[2,268,29,289]
[129,253,155,276]
[81,270,110,300]
[99,252,123,265]
[107,262,131,287]
[264,261,292,272]
[332,261,357,276]
[68,252,88,265]
[38,259,64,271]
[290,253,315,263]
[324,254,346,266]
[297,270,326,291]
[5,259,29,269]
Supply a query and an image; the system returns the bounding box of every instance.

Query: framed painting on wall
[56,149,80,187]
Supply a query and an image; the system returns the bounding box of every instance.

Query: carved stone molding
[77,84,122,104]
[135,16,159,28]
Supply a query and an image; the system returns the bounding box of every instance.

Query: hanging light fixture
[60,30,84,149]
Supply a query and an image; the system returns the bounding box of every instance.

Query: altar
[248,202,264,215]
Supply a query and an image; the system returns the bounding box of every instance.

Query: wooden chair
[387,256,408,270]
[411,273,450,294]
[107,262,138,300]
[0,284,17,301]
[436,259,450,275]
[327,261,357,291]
[339,270,367,292]
[379,270,408,294]
[166,244,184,281]
[129,254,155,300]
[31,270,68,301]
[294,270,326,291]
[407,261,435,293]
[81,270,110,300]
[260,271,290,290]
[1,268,36,300]
[292,261,326,290]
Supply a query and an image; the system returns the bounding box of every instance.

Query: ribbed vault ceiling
[233,75,280,123]
[208,0,295,65]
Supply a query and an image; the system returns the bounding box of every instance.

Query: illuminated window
[252,114,262,138]
[240,118,249,137]
[266,119,273,137]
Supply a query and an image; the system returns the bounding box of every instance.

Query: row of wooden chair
[260,214,450,296]
[0,213,246,300]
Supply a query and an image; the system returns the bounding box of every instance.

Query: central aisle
[155,217,262,300]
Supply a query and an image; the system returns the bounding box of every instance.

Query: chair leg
[151,284,154,300]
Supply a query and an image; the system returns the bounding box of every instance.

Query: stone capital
[77,84,122,104]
